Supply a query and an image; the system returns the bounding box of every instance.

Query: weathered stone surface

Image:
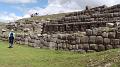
[71,41,76,45]
[90,44,98,51]
[98,44,105,51]
[76,37,80,44]
[57,43,62,49]
[106,23,114,28]
[72,45,76,50]
[83,44,89,52]
[69,45,73,50]
[46,37,51,42]
[116,32,120,38]
[110,39,119,45]
[114,39,119,45]
[115,45,120,48]
[106,45,113,50]
[89,36,96,44]
[78,44,83,49]
[2,29,6,32]
[80,36,89,44]
[86,29,92,36]
[49,42,56,49]
[25,38,29,45]
[108,32,116,38]
[56,39,61,44]
[67,35,76,40]
[61,35,67,40]
[23,28,30,32]
[96,36,103,44]
[92,28,98,36]
[102,32,108,38]
[104,38,110,44]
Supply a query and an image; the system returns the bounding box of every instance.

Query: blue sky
[0,0,48,22]
[0,0,48,16]
[0,0,120,22]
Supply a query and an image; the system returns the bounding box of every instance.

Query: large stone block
[78,44,83,49]
[86,29,92,36]
[67,35,76,40]
[71,41,76,45]
[115,45,120,48]
[104,38,110,44]
[102,32,108,38]
[69,45,73,50]
[116,32,120,38]
[108,32,116,38]
[83,44,89,52]
[98,44,105,51]
[76,37,80,44]
[90,44,98,51]
[106,23,114,28]
[92,28,98,36]
[112,39,119,45]
[46,37,51,42]
[89,36,96,44]
[80,36,89,44]
[106,45,113,50]
[96,36,103,44]
[25,38,29,45]
[72,45,76,50]
[110,39,119,46]
[57,43,62,49]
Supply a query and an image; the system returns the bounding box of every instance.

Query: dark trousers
[9,37,14,47]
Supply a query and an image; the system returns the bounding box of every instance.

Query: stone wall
[43,4,120,34]
[1,26,120,53]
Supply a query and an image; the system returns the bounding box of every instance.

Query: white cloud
[49,0,120,8]
[0,0,37,4]
[26,0,120,16]
[0,12,30,23]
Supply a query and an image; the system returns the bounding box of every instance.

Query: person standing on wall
[8,29,15,48]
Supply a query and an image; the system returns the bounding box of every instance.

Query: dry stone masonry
[1,4,120,53]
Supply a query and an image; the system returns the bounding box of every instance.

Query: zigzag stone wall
[1,26,120,53]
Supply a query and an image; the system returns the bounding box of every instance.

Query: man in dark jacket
[8,29,15,48]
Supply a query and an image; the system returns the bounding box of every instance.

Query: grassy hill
[0,41,120,67]
[17,13,66,23]
[30,13,66,20]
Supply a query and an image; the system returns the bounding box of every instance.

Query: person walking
[8,29,15,48]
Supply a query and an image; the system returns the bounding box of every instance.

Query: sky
[0,0,120,22]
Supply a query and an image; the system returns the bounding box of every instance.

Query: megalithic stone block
[83,44,89,52]
[89,44,98,51]
[89,36,96,44]
[96,36,103,44]
[116,32,120,38]
[106,45,113,50]
[80,36,89,44]
[102,32,108,38]
[104,38,110,45]
[98,44,105,51]
[108,32,116,38]
[86,29,92,36]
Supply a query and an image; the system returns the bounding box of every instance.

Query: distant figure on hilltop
[8,29,15,48]
[31,12,39,17]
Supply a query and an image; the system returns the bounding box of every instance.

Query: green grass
[30,13,66,21]
[17,13,66,23]
[0,41,120,67]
